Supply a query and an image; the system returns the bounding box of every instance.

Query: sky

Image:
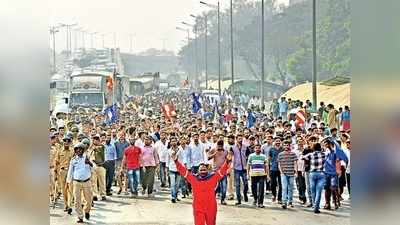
[50,0,288,54]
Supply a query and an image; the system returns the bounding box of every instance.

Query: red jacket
[175,159,230,213]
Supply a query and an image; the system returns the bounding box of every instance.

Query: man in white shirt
[154,131,169,187]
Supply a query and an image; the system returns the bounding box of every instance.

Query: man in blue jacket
[323,138,348,210]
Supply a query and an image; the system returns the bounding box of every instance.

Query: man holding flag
[192,93,202,114]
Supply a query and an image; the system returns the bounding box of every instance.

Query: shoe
[302,198,307,205]
[258,204,265,208]
[334,204,339,210]
[85,212,90,220]
[171,199,176,203]
[306,203,313,208]
[221,200,227,205]
[182,194,186,199]
[323,204,331,210]
[67,208,72,215]
[63,208,68,212]
[117,189,122,195]
[141,189,146,195]
[228,196,234,200]
[244,194,248,202]
[176,198,181,201]
[288,202,294,208]
[314,209,321,214]
[282,204,287,209]
[93,196,98,201]
[91,201,94,207]
[235,202,241,206]
[278,201,282,204]
[252,201,257,206]
[101,196,107,201]
[77,218,84,223]
[106,192,112,196]
[272,197,276,203]
[265,192,269,195]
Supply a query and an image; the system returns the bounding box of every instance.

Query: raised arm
[174,159,195,184]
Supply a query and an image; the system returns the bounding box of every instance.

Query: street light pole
[261,0,265,108]
[205,14,208,89]
[230,0,234,96]
[50,26,58,74]
[177,26,192,81]
[312,0,317,111]
[217,1,221,96]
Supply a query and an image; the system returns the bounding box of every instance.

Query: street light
[261,0,265,108]
[176,26,192,80]
[58,22,77,56]
[200,0,221,96]
[182,21,198,85]
[49,25,64,74]
[230,0,234,97]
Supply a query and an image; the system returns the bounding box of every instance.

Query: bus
[129,72,160,96]
[50,73,69,112]
[69,71,110,110]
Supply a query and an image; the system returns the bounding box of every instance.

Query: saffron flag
[295,108,306,128]
[106,76,113,91]
[162,103,176,120]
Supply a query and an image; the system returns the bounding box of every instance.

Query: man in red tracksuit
[172,150,232,225]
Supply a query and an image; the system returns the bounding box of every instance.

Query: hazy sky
[50,0,288,54]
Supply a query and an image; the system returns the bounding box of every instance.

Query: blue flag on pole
[192,93,202,113]
[104,104,118,125]
[247,111,256,128]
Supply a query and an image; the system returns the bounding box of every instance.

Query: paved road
[50,185,350,225]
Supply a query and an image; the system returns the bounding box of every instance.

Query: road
[50,184,350,225]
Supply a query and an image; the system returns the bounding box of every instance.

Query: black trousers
[270,170,282,201]
[295,171,306,200]
[104,160,115,193]
[251,176,265,205]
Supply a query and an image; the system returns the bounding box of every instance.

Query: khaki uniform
[89,145,106,198]
[55,147,74,209]
[73,180,92,219]
[49,143,60,202]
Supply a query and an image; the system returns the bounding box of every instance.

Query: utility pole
[312,0,317,111]
[50,26,58,74]
[205,14,208,89]
[261,0,265,108]
[230,0,234,96]
[217,1,221,96]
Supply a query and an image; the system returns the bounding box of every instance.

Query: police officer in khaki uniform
[54,134,75,214]
[49,133,59,204]
[89,135,107,201]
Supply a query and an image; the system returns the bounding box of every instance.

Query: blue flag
[247,111,256,128]
[104,104,118,125]
[192,93,201,113]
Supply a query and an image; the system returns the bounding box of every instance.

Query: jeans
[270,170,282,201]
[305,171,313,204]
[159,162,167,186]
[251,176,265,205]
[309,171,326,210]
[169,171,181,200]
[127,169,140,193]
[215,175,227,201]
[295,171,306,200]
[104,160,115,193]
[179,175,188,195]
[234,169,248,202]
[281,174,294,204]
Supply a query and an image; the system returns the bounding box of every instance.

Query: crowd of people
[49,90,351,224]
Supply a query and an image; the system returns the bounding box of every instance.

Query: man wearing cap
[54,135,74,214]
[89,135,107,201]
[67,143,93,223]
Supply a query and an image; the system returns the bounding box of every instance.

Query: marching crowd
[49,91,351,224]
